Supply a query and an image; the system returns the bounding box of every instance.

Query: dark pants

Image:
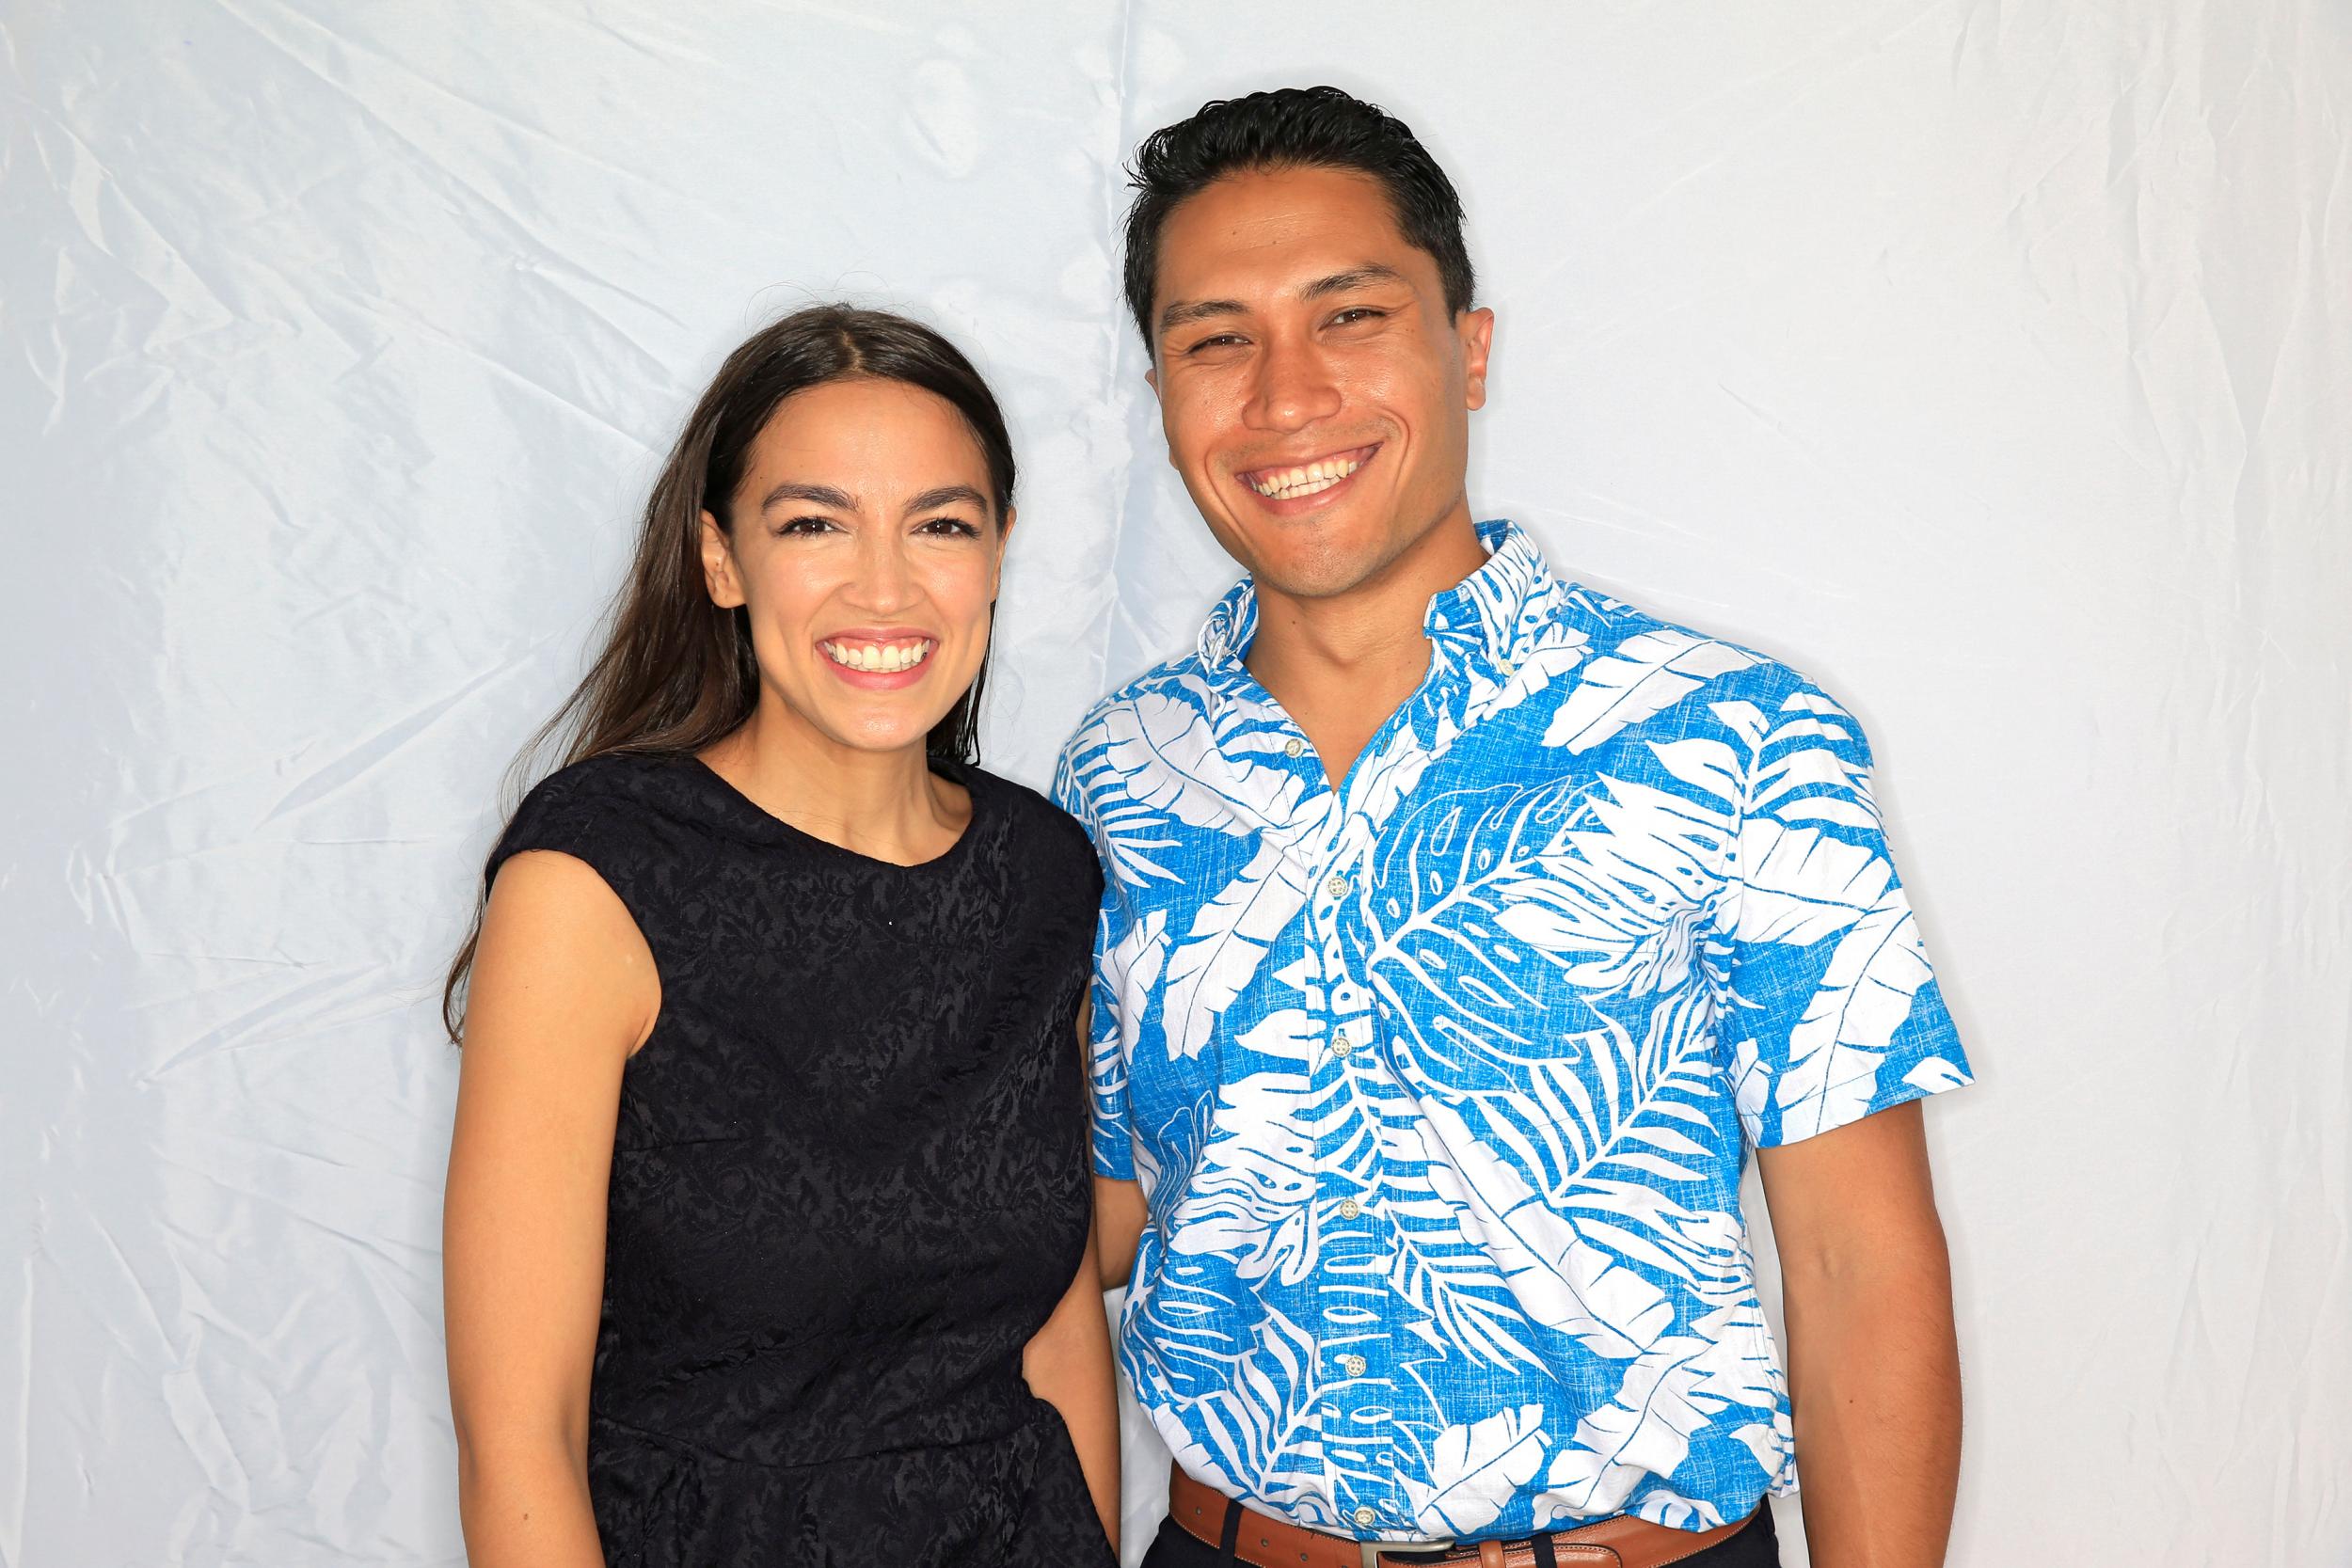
[1138,1500,1780,1568]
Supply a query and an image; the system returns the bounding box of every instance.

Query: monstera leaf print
[1361,781,1596,1073]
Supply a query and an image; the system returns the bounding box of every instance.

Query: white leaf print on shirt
[1150,1305,1333,1523]
[1403,1404,1550,1538]
[1731,818,1893,948]
[1067,524,1971,1538]
[1416,1098,1673,1359]
[1540,1336,1724,1520]
[1775,895,1936,1138]
[1081,686,1309,885]
[1165,1060,1328,1285]
[1160,839,1311,1060]
[1543,629,1756,753]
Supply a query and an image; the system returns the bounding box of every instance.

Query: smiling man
[1054,87,1974,1568]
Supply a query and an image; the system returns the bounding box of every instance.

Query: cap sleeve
[481,758,666,961]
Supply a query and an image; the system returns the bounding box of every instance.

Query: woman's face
[700,377,1009,757]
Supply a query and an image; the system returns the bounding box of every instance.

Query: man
[1055,87,1972,1568]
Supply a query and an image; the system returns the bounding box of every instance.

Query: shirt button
[1338,1198,1361,1219]
[1498,657,1518,675]
[1284,736,1305,758]
[1353,1506,1377,1528]
[1326,875,1352,898]
[1331,1037,1356,1059]
[1340,1354,1367,1377]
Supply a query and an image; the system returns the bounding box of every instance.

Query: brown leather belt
[1170,1465,1751,1568]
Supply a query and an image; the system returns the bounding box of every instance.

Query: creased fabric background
[2,3,2345,1565]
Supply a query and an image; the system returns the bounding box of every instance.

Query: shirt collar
[1195,518,1563,674]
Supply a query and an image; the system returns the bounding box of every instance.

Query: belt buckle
[1359,1539,1454,1568]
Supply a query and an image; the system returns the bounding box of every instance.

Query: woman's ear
[700,510,746,608]
[992,505,1016,599]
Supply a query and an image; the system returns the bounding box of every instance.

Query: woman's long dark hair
[442,304,1016,1040]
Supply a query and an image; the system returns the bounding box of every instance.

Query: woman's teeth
[1249,456,1363,499]
[819,638,933,673]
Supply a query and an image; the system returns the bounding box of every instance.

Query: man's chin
[1248,547,1396,603]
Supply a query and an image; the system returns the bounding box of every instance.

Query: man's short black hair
[1121,85,1476,351]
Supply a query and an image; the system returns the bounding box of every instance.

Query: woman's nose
[845,529,919,611]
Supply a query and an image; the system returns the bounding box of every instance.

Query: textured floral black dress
[485,751,1115,1568]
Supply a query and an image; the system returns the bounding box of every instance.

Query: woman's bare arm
[444,850,658,1568]
[1023,1215,1121,1554]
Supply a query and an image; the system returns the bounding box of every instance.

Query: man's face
[1147,165,1492,602]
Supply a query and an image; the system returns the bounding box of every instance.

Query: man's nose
[1243,332,1342,433]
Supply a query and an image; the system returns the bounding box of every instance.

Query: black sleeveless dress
[485,752,1115,1568]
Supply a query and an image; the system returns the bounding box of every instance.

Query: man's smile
[1234,442,1382,507]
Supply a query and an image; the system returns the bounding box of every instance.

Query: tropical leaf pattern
[1053,522,1971,1540]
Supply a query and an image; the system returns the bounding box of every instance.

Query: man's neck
[1244,503,1489,785]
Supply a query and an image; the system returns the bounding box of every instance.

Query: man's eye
[1331,308,1387,326]
[1185,333,1246,355]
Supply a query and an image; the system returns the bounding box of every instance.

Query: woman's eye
[776,515,837,536]
[917,516,982,538]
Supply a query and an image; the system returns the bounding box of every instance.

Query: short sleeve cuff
[1746,988,1974,1148]
[1091,1125,1136,1180]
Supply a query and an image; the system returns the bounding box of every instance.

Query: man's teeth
[819,639,934,673]
[1249,456,1364,499]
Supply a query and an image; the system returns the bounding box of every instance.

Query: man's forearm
[1782,1233,1962,1567]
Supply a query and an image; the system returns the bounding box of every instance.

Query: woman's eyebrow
[903,484,988,515]
[759,482,857,512]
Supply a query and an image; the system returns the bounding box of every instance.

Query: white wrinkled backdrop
[4,2,2346,1563]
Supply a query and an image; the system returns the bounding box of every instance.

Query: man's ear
[1461,307,1496,412]
[1144,365,1160,398]
[699,510,746,609]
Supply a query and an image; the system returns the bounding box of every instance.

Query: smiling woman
[437,306,1121,1568]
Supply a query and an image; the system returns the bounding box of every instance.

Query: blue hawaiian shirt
[1052,521,1972,1542]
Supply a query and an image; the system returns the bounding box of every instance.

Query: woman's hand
[1022,1213,1122,1556]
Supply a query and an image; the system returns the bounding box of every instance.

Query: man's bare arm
[1756,1101,1961,1567]
[1094,1177,1148,1291]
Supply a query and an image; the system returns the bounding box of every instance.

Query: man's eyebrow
[759,482,856,512]
[1156,266,1411,339]
[1158,297,1247,337]
[1300,263,1407,300]
[904,483,988,515]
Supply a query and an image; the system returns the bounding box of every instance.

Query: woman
[441,306,1118,1567]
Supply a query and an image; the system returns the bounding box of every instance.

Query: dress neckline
[681,753,988,873]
